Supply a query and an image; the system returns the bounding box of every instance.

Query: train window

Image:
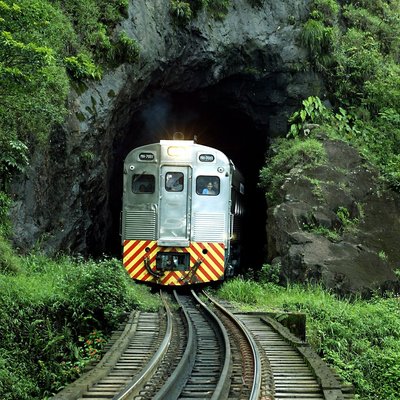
[196,176,220,196]
[165,172,184,192]
[132,174,155,193]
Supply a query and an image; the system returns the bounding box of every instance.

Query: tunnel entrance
[106,87,269,270]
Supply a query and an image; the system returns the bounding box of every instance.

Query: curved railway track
[52,290,353,400]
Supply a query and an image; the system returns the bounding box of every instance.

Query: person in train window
[174,176,183,191]
[166,173,183,192]
[202,182,215,195]
[213,180,219,194]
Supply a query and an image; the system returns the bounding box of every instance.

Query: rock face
[267,137,400,294]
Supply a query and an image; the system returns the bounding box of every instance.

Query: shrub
[0,138,29,189]
[301,19,327,54]
[111,31,140,64]
[0,234,21,274]
[58,257,141,329]
[64,53,102,80]
[310,0,340,23]
[0,254,161,398]
[259,262,281,284]
[287,96,331,137]
[170,0,231,23]
[298,1,400,191]
[170,0,192,24]
[333,28,383,105]
[343,4,400,56]
[0,0,130,190]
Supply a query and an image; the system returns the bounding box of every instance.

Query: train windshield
[165,172,184,192]
[132,174,155,193]
[196,176,220,196]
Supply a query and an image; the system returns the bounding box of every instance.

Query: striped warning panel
[123,240,225,285]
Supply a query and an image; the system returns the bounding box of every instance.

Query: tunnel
[9,2,324,266]
[104,78,273,270]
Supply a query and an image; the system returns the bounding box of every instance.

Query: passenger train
[121,139,244,286]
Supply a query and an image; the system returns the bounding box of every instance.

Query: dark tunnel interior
[105,90,268,270]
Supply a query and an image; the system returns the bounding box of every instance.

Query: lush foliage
[287,96,355,139]
[170,0,231,22]
[0,234,21,274]
[170,0,193,24]
[0,0,70,159]
[217,279,400,399]
[64,53,102,81]
[170,0,261,23]
[0,195,21,274]
[0,255,160,399]
[297,0,400,191]
[0,0,136,193]
[255,4,400,396]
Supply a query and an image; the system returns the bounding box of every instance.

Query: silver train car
[121,139,244,286]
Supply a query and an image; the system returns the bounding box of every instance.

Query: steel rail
[112,290,173,400]
[191,289,232,400]
[152,290,197,400]
[156,290,231,400]
[202,290,262,400]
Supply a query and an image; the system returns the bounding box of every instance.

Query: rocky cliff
[267,136,400,294]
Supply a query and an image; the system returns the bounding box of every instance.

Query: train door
[158,166,191,246]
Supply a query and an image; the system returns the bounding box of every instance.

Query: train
[121,139,244,286]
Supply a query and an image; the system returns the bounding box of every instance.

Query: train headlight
[167,146,187,158]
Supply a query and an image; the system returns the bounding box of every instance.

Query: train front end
[121,140,243,286]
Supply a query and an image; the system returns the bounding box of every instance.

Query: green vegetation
[217,279,400,400]
[259,136,327,203]
[300,0,399,190]
[0,10,143,381]
[170,0,230,21]
[256,3,400,397]
[0,1,398,398]
[301,206,360,242]
[169,0,262,23]
[170,0,193,24]
[262,1,400,201]
[0,254,160,399]
[0,0,137,194]
[302,221,341,242]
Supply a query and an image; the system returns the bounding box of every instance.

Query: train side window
[132,174,155,193]
[196,176,220,196]
[165,172,184,192]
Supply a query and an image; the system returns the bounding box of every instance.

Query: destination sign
[139,152,155,161]
[199,154,215,162]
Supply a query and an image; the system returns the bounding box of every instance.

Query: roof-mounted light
[167,146,187,158]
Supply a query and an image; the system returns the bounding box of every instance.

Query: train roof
[125,140,231,165]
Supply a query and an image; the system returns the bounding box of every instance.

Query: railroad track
[52,290,353,400]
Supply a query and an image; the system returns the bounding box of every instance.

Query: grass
[0,254,161,399]
[216,279,400,400]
